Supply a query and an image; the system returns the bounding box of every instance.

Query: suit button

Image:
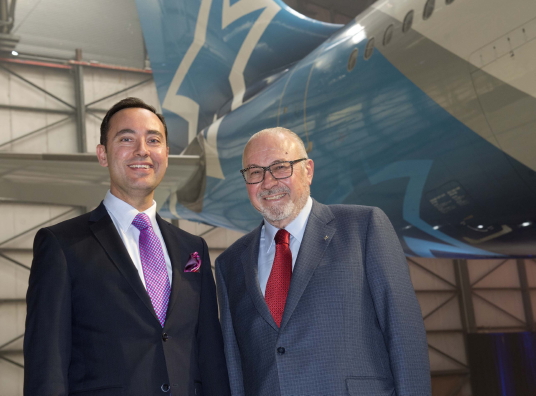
[161,383,171,392]
[162,333,169,342]
[277,347,285,355]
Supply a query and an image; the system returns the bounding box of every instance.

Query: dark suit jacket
[24,202,230,396]
[216,200,431,396]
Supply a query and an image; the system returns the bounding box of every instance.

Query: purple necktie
[132,213,171,327]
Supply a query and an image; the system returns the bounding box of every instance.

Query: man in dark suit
[216,127,431,395]
[24,97,230,396]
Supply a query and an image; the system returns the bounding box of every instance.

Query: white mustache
[258,186,290,198]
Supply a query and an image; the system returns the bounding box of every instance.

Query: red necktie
[265,229,292,327]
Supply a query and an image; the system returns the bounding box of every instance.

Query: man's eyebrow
[114,129,135,137]
[245,159,288,168]
[147,130,164,138]
[113,129,164,138]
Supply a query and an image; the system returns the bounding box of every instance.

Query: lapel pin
[324,235,329,241]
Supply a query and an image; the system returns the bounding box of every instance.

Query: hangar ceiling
[5,0,375,68]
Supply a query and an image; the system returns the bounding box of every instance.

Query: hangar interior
[0,1,535,396]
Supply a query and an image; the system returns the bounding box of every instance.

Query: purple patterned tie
[132,213,171,327]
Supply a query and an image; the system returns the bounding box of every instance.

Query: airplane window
[446,0,455,4]
[383,24,394,46]
[402,10,414,33]
[347,48,358,71]
[364,37,375,60]
[423,0,434,20]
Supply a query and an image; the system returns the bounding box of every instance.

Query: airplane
[1,0,535,259]
[130,0,536,258]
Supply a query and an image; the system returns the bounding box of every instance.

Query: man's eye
[249,169,262,176]
[148,139,161,143]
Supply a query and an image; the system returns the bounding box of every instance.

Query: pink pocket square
[184,252,201,272]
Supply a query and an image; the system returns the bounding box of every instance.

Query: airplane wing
[0,152,201,209]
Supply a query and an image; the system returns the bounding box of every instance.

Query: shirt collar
[103,190,158,232]
[263,196,313,252]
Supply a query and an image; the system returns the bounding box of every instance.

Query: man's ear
[305,158,314,185]
[96,144,108,167]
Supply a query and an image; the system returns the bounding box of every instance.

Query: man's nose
[135,140,149,156]
[261,169,278,189]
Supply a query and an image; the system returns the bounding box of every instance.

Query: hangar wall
[0,1,534,396]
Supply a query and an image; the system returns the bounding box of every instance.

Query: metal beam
[0,63,75,109]
[0,207,78,247]
[407,257,457,288]
[426,329,464,334]
[86,77,152,108]
[469,259,508,286]
[0,354,23,369]
[0,333,23,350]
[516,259,534,331]
[448,375,470,396]
[454,259,476,333]
[0,103,73,115]
[0,247,32,253]
[0,116,71,149]
[198,226,218,238]
[431,369,470,376]
[471,292,525,325]
[423,292,458,320]
[0,251,30,270]
[73,49,86,153]
[86,108,111,114]
[428,343,468,368]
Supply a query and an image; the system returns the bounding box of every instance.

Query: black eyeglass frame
[240,158,307,184]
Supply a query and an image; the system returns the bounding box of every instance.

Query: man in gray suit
[216,127,431,395]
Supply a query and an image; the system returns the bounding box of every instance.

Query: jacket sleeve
[364,207,431,396]
[24,228,72,396]
[215,257,246,396]
[196,238,231,396]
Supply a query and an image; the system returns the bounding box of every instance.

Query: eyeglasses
[240,158,307,184]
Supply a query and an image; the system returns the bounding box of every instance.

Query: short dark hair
[100,97,168,147]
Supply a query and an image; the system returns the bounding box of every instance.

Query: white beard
[257,183,310,224]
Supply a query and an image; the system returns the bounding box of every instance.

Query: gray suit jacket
[216,200,430,396]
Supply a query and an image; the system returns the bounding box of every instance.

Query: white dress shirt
[258,196,313,296]
[103,190,173,289]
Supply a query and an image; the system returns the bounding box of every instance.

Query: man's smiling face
[243,131,313,228]
[96,107,169,206]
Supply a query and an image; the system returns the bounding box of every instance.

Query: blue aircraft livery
[135,0,536,258]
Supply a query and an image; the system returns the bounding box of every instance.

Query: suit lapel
[89,203,158,322]
[241,224,279,331]
[156,215,184,315]
[280,200,336,329]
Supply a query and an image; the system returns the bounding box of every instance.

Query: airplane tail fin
[135,0,341,153]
